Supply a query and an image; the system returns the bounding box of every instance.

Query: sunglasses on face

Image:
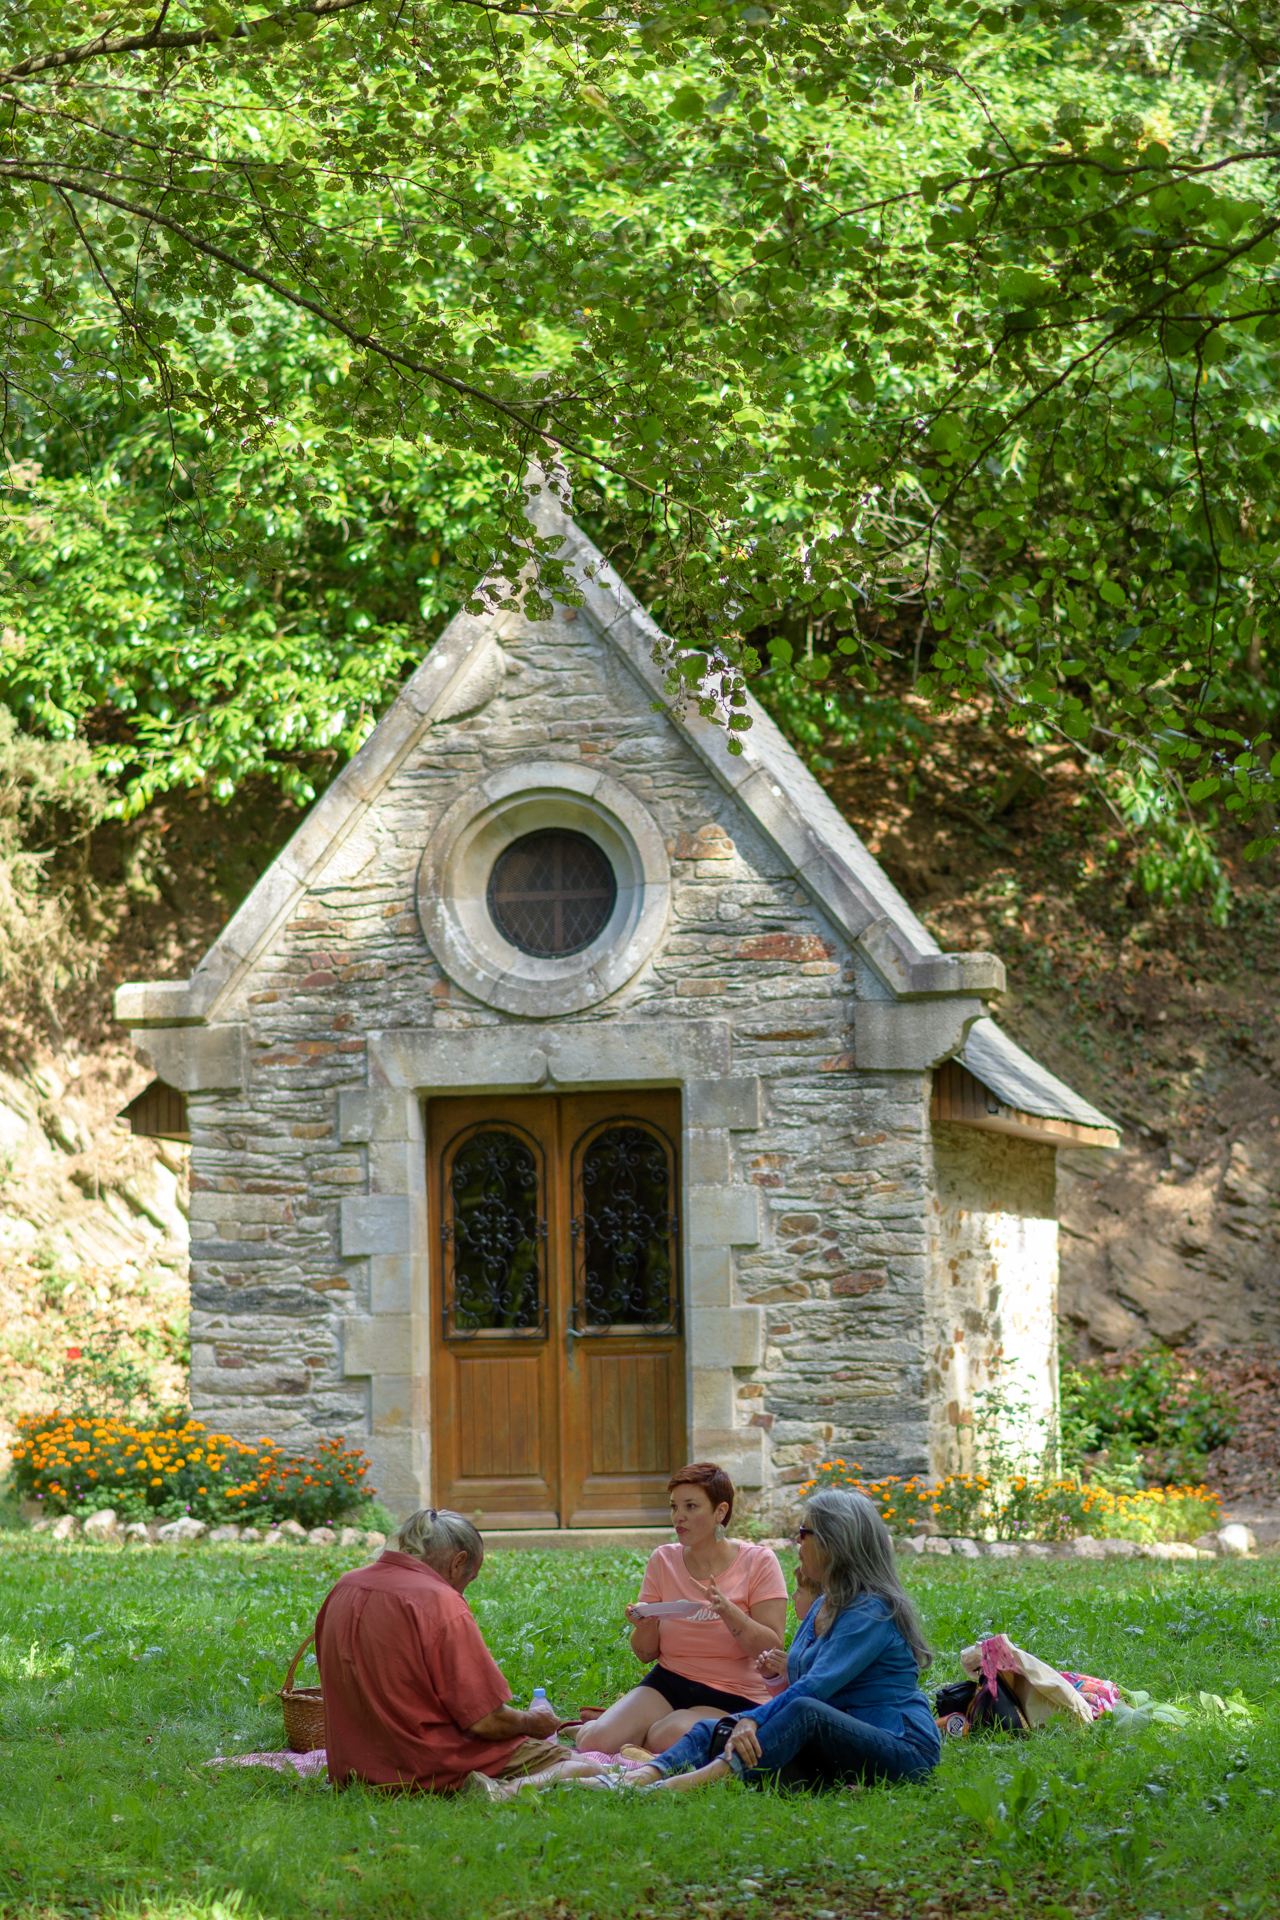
[793,1526,815,1545]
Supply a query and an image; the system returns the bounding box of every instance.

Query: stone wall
[925,1121,1058,1480]
[165,603,985,1514]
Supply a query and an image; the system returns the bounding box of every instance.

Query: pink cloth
[574,1748,654,1771]
[978,1634,1120,1719]
[208,1748,329,1776]
[978,1634,1020,1697]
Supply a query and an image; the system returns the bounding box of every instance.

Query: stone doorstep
[481,1527,675,1551]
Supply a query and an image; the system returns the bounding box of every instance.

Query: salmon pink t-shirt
[637,1542,787,1705]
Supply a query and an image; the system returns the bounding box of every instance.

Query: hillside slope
[822,686,1280,1364]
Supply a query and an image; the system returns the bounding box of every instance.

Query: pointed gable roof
[115,484,1117,1143]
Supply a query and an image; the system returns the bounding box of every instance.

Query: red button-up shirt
[314,1551,521,1792]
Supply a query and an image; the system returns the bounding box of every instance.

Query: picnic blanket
[208,1748,329,1777]
[204,1743,652,1782]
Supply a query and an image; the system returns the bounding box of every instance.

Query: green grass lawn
[2,1538,1277,1920]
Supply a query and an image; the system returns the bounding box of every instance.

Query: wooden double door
[428,1091,686,1528]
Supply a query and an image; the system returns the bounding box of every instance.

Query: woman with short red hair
[575,1463,787,1756]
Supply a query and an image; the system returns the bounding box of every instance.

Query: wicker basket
[279,1631,326,1753]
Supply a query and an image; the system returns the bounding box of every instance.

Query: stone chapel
[117,482,1118,1527]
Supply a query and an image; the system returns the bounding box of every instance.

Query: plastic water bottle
[531,1686,548,1711]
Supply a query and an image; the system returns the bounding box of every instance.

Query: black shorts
[640,1665,758,1716]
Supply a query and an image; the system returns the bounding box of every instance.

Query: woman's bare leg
[478,1757,607,1801]
[649,1758,733,1792]
[573,1685,670,1754]
[579,1758,732,1793]
[646,1707,729,1754]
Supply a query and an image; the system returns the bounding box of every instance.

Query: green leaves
[667,86,707,120]
[0,0,1277,846]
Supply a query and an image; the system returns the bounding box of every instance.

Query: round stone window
[417,761,670,1017]
[487,830,617,958]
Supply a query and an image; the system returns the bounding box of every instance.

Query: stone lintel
[368,1020,730,1092]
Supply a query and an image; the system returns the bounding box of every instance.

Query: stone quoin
[116,476,1118,1526]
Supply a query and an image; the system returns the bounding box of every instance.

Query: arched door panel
[429,1104,560,1527]
[428,1091,685,1528]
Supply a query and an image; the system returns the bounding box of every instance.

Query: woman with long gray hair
[604,1489,940,1794]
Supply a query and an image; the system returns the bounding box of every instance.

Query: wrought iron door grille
[441,1126,549,1339]
[571,1120,680,1335]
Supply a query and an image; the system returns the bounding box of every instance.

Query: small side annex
[117,483,1118,1524]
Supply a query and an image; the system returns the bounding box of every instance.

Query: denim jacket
[751,1593,937,1744]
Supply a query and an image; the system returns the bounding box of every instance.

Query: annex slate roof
[961,1017,1118,1135]
[114,474,1114,1139]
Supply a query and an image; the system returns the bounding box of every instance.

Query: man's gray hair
[395,1507,484,1572]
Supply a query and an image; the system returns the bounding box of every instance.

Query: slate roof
[961,1018,1117,1134]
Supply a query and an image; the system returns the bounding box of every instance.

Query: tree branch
[1,0,577,86]
[1,0,376,84]
[4,165,692,522]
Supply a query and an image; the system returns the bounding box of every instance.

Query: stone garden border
[894,1522,1259,1561]
[13,1515,1259,1559]
[23,1512,387,1550]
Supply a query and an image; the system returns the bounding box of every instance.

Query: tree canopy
[2,0,1279,847]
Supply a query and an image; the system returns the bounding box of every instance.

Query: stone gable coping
[114,494,1003,1033]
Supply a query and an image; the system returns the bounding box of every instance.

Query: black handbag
[935,1676,1029,1736]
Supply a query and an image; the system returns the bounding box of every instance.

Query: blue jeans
[652,1695,940,1794]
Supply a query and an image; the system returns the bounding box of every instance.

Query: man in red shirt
[315,1507,579,1795]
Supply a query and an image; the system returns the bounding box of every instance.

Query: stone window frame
[416,762,671,1018]
[335,1019,769,1516]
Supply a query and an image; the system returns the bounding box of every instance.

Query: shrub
[1061,1348,1236,1486]
[795,1460,1221,1543]
[12,1412,375,1528]
[797,1459,933,1530]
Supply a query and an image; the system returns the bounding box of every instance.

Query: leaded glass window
[487,830,616,957]
[572,1123,679,1334]
[441,1128,547,1338]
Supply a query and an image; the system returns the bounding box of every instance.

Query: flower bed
[11,1412,375,1528]
[797,1459,1221,1543]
